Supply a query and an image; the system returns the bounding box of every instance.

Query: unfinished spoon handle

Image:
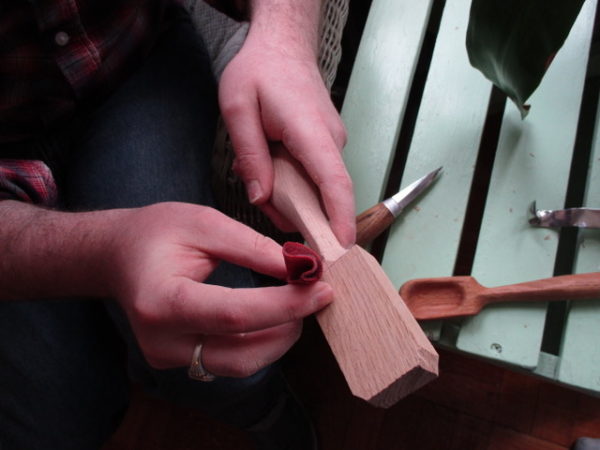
[270,144,346,261]
[483,272,600,304]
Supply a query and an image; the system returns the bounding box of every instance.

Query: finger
[204,321,302,377]
[157,321,303,376]
[220,92,273,205]
[256,202,298,233]
[197,209,288,279]
[323,103,348,150]
[169,279,333,335]
[329,120,348,150]
[283,125,356,248]
[139,333,199,370]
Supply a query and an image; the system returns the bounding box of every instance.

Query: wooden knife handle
[270,144,346,261]
[355,202,395,247]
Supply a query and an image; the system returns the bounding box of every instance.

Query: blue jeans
[0,15,280,450]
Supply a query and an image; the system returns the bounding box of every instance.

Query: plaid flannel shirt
[0,0,183,205]
[0,160,58,205]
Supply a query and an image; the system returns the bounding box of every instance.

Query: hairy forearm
[248,0,322,57]
[0,201,124,301]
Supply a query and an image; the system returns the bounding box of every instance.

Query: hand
[219,29,356,248]
[111,202,332,377]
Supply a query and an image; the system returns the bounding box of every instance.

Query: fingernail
[313,283,334,306]
[247,180,262,204]
[337,225,356,249]
[342,232,356,249]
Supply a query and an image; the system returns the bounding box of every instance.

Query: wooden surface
[103,343,600,450]
[319,246,437,407]
[270,147,438,407]
[400,273,600,320]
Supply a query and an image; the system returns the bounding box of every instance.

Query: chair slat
[378,0,492,340]
[341,0,433,214]
[342,0,599,393]
[456,0,597,369]
[557,92,600,392]
[381,0,491,285]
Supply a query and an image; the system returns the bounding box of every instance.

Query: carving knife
[356,167,442,246]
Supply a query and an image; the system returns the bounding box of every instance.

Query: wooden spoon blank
[270,144,438,408]
[400,272,600,320]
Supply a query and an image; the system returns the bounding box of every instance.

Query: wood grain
[270,144,438,407]
[320,246,439,406]
[355,202,395,247]
[400,272,600,320]
[103,348,600,450]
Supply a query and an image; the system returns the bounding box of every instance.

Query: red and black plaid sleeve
[0,0,179,144]
[0,160,58,206]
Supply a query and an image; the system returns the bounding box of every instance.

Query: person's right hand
[219,18,356,248]
[110,202,332,377]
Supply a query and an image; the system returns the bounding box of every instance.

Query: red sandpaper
[282,242,323,284]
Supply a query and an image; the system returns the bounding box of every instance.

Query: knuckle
[143,351,167,369]
[166,282,191,322]
[252,233,277,258]
[318,170,353,193]
[220,94,249,119]
[134,336,169,369]
[280,127,301,154]
[145,353,172,370]
[214,297,247,333]
[229,356,263,378]
[232,152,262,178]
[332,121,348,149]
[337,172,353,191]
[131,299,163,329]
[229,363,255,378]
[289,321,303,344]
[284,301,303,323]
[196,206,222,226]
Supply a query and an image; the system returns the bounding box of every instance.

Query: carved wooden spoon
[400,272,600,320]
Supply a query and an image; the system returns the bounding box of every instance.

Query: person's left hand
[219,28,356,248]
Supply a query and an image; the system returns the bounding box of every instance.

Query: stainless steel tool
[529,201,600,229]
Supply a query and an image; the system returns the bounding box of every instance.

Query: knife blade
[356,167,442,246]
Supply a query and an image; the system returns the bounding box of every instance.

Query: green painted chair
[341,0,600,394]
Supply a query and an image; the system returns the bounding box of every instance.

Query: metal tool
[385,167,442,216]
[355,167,442,246]
[528,201,600,229]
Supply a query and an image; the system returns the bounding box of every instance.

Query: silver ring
[188,342,216,382]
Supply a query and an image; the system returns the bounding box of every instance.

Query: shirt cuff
[0,159,58,206]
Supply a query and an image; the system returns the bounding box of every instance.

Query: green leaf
[466,0,585,118]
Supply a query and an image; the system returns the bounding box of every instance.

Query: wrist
[247,0,322,59]
[71,208,132,300]
[0,201,130,300]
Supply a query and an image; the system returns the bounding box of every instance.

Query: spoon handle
[270,144,346,262]
[482,272,600,305]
